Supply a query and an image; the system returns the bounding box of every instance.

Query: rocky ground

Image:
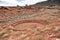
[0,6,60,40]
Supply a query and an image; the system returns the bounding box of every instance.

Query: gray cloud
[0,1,9,4]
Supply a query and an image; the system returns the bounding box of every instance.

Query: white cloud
[21,0,47,5]
[0,0,47,6]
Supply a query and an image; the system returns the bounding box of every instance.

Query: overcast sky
[0,0,47,6]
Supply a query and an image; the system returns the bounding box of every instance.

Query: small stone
[54,27,60,31]
[56,38,60,40]
[21,34,27,38]
[10,30,14,32]
[24,37,30,40]
[2,34,8,37]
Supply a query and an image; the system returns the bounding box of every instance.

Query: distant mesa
[34,0,60,6]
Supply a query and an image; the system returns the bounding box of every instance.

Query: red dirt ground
[0,6,60,40]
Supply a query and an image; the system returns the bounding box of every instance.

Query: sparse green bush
[17,5,19,7]
[0,32,5,36]
[36,37,42,40]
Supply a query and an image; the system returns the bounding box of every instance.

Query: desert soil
[0,6,60,40]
